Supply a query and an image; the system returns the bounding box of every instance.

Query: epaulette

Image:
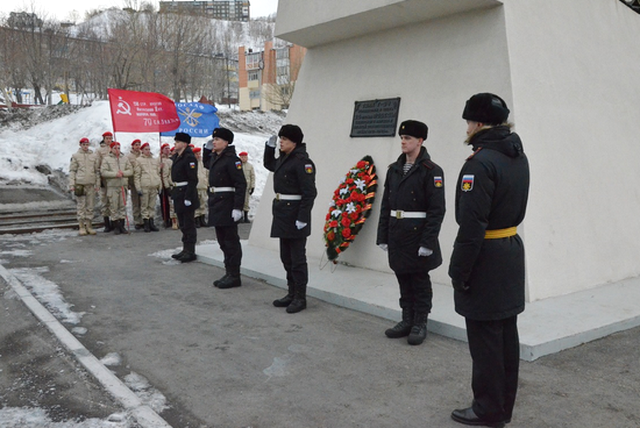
[420,159,435,169]
[466,147,483,161]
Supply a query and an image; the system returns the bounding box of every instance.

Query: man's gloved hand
[184,200,192,207]
[378,243,388,251]
[295,220,307,230]
[452,279,470,293]
[418,246,433,257]
[232,209,243,222]
[266,135,277,148]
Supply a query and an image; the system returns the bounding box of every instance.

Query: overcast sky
[0,0,278,21]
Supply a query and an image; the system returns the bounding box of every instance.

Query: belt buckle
[276,193,280,201]
[395,210,403,219]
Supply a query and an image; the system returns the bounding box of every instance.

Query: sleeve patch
[434,176,443,188]
[305,164,314,174]
[189,162,196,169]
[235,161,242,170]
[461,174,474,192]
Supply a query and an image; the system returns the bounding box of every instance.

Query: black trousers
[215,224,242,275]
[394,270,433,314]
[177,208,196,252]
[279,238,308,286]
[466,316,520,423]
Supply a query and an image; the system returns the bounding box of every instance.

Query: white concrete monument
[200,0,640,359]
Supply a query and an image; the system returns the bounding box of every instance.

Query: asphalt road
[1,223,640,428]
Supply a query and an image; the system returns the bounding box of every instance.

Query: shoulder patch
[461,174,474,192]
[466,147,483,161]
[305,164,314,174]
[434,176,443,188]
[189,162,196,169]
[235,161,242,170]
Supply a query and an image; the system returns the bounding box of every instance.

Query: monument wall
[249,0,640,302]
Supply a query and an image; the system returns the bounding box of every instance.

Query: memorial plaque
[350,98,401,138]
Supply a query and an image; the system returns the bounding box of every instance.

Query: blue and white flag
[160,102,219,137]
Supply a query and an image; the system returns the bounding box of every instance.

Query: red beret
[239,151,248,156]
[79,137,90,144]
[131,139,141,146]
[161,143,170,149]
[140,142,150,150]
[110,142,121,149]
[102,131,113,137]
[192,147,201,153]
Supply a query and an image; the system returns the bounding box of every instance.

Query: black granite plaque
[350,98,401,138]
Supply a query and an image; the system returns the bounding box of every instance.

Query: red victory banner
[108,88,181,133]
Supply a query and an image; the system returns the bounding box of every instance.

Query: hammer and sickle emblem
[116,97,132,115]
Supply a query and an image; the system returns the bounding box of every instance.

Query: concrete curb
[0,264,172,428]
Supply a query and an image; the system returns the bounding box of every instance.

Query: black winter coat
[205,145,247,227]
[376,146,445,273]
[170,147,200,214]
[449,126,530,320]
[264,143,317,239]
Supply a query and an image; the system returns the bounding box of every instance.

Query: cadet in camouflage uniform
[127,139,143,229]
[193,147,209,228]
[97,131,114,232]
[239,151,255,223]
[69,137,100,236]
[100,142,133,235]
[134,142,162,233]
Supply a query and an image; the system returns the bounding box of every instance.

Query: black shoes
[451,407,506,428]
[286,298,306,314]
[273,293,294,307]
[171,250,184,260]
[407,314,428,346]
[385,320,412,338]
[216,275,241,289]
[177,252,197,263]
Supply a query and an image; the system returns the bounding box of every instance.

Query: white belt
[276,193,302,201]
[210,186,235,193]
[390,210,427,219]
[174,181,188,187]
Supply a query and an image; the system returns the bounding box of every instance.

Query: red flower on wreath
[323,155,378,262]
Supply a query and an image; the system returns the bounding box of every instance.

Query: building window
[250,90,260,99]
[248,71,260,81]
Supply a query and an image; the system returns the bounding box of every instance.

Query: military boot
[113,219,122,235]
[85,220,97,235]
[213,272,229,287]
[78,219,88,236]
[407,312,428,346]
[385,308,413,338]
[171,249,185,259]
[118,219,128,234]
[286,285,307,314]
[149,218,159,232]
[177,243,196,263]
[143,219,151,233]
[217,270,241,289]
[103,216,113,233]
[273,284,295,307]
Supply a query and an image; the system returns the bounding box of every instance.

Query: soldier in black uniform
[203,127,246,289]
[170,132,200,263]
[449,93,530,428]
[264,124,317,314]
[376,120,446,345]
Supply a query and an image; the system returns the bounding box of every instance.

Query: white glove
[232,209,243,222]
[266,135,277,148]
[378,243,388,252]
[184,200,192,207]
[295,220,307,230]
[418,246,433,257]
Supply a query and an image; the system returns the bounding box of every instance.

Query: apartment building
[159,0,250,21]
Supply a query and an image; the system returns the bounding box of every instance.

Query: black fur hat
[213,127,234,144]
[398,120,428,140]
[278,124,304,145]
[174,132,191,144]
[462,93,510,125]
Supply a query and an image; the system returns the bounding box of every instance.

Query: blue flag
[160,102,219,137]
